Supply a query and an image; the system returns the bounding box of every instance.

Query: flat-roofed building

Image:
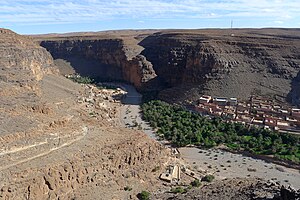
[264,117,277,128]
[199,95,212,104]
[229,97,238,106]
[275,120,292,131]
[253,117,264,125]
[214,97,228,106]
[291,108,300,118]
[236,115,253,124]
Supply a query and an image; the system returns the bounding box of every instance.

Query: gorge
[36,28,300,104]
[0,28,300,199]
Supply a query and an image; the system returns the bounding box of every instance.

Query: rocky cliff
[0,28,57,96]
[39,34,157,89]
[37,29,300,104]
[139,29,300,103]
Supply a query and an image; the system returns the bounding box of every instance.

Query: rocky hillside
[0,29,170,199]
[36,29,300,104]
[0,29,57,95]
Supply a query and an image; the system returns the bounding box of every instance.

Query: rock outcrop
[0,28,57,96]
[0,129,168,200]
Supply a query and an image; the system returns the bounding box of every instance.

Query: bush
[201,175,215,182]
[137,191,150,200]
[170,187,186,194]
[191,179,201,187]
[67,75,94,84]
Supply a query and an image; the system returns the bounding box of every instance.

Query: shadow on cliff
[54,56,124,81]
[287,70,300,106]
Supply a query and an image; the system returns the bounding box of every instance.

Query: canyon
[0,28,300,199]
[36,29,300,104]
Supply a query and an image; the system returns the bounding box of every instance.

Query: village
[194,95,300,134]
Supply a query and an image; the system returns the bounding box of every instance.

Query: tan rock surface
[0,29,169,199]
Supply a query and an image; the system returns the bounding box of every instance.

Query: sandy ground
[119,84,300,189]
[118,84,158,140]
[180,147,300,189]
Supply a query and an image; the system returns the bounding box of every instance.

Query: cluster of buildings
[195,95,300,133]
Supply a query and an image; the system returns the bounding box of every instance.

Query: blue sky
[1,0,300,34]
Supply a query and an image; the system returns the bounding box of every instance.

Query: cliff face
[40,38,156,89]
[140,30,300,103]
[141,31,300,86]
[0,29,57,96]
[37,29,300,103]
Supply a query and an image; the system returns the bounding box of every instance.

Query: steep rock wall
[139,31,300,102]
[0,29,57,96]
[40,39,156,89]
[140,32,300,86]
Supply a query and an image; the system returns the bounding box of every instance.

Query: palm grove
[141,100,300,164]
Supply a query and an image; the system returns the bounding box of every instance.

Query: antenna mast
[231,20,233,29]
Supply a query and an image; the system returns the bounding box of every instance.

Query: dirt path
[0,126,88,171]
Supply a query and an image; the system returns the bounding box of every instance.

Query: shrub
[170,187,186,194]
[191,179,201,187]
[201,175,215,182]
[137,191,150,200]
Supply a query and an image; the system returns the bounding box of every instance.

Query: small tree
[201,174,215,182]
[191,179,201,187]
[137,191,150,200]
[170,187,185,194]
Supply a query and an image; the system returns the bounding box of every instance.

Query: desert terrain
[0,29,172,199]
[0,28,299,199]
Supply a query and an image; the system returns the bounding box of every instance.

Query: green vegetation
[141,100,300,164]
[190,179,201,187]
[137,191,150,200]
[67,75,94,84]
[201,175,215,182]
[170,187,187,194]
[97,84,119,90]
